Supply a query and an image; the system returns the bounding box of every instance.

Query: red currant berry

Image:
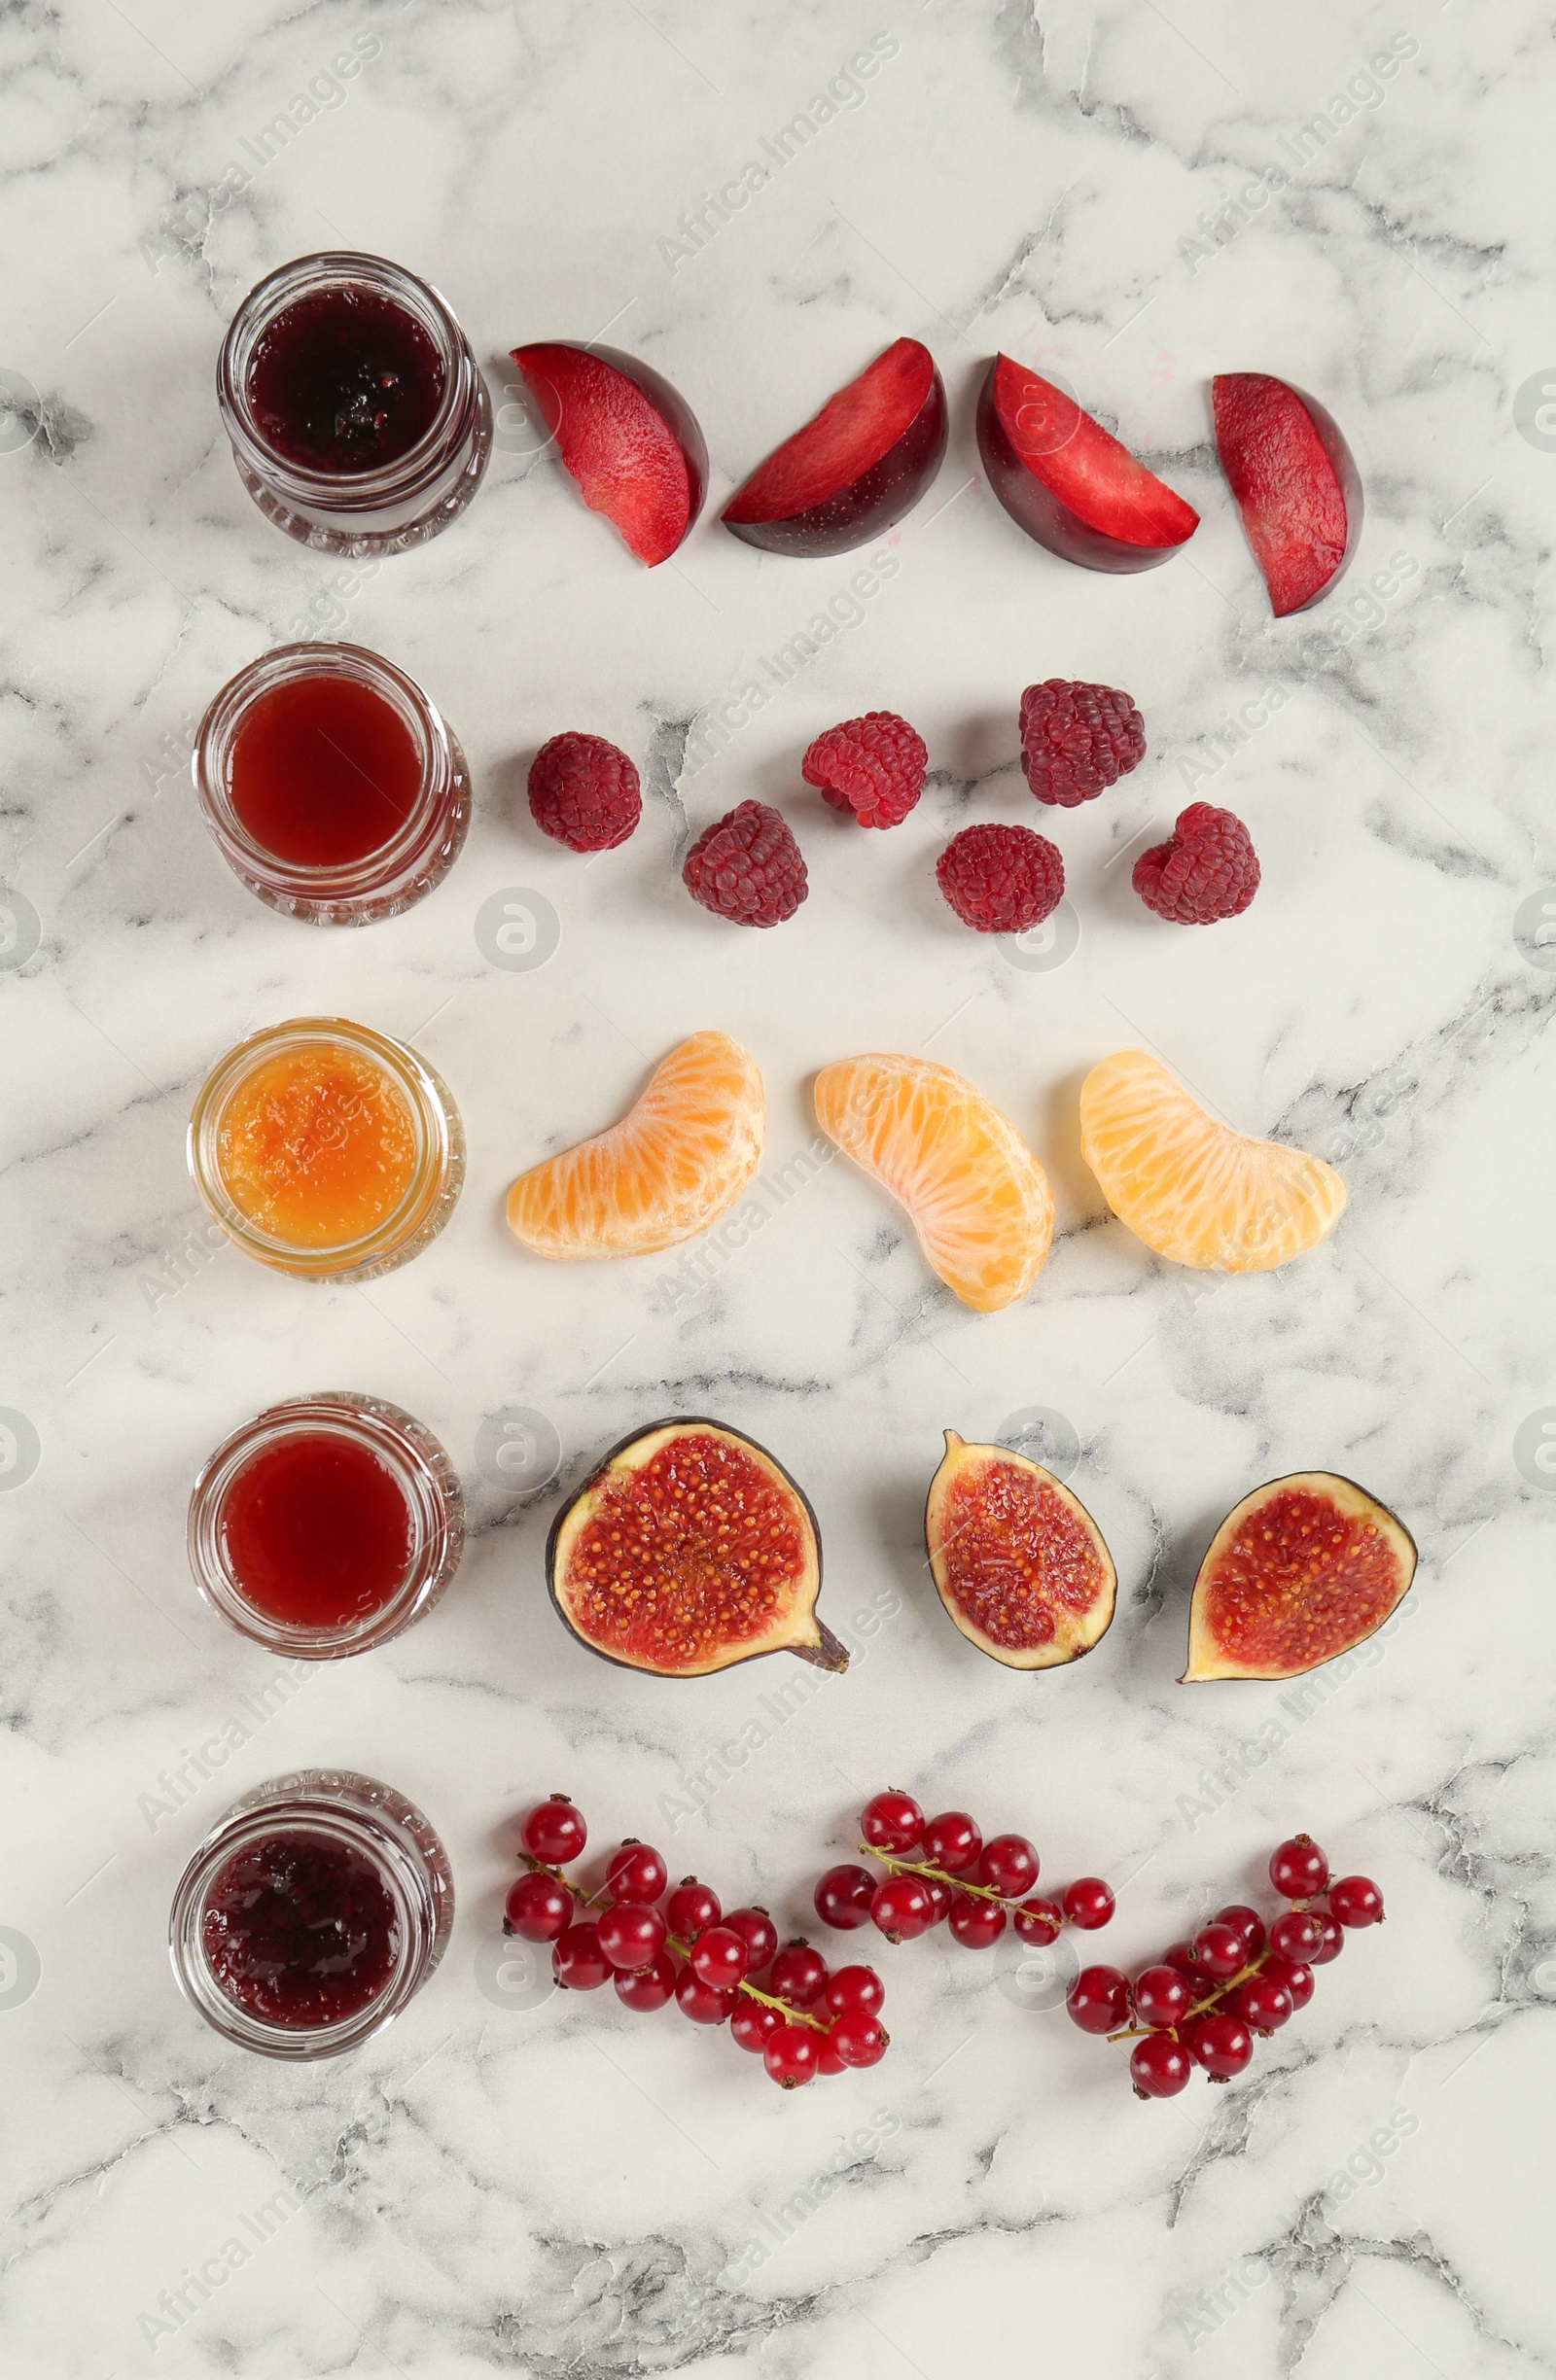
[1189,1921,1247,1980]
[769,1941,830,2008]
[1067,1965,1130,2034]
[552,1920,612,1990]
[690,1925,750,1990]
[764,2022,820,2088]
[666,1878,721,1942]
[923,1874,953,1925]
[920,1810,982,1873]
[595,1901,668,1973]
[1161,1941,1197,1976]
[815,2029,848,2076]
[730,2000,784,2053]
[1062,1876,1115,1931]
[830,2010,889,2068]
[824,1964,884,2016]
[1133,1964,1192,2029]
[614,1950,677,2012]
[869,1875,936,1943]
[860,1789,925,1853]
[504,1871,573,1942]
[1191,2012,1254,2081]
[1131,2034,1192,2098]
[1215,1905,1266,1957]
[1262,1953,1314,2012]
[947,1892,1008,1948]
[1269,1910,1325,1964]
[1308,1909,1345,1965]
[724,1908,779,1976]
[674,1964,737,2024]
[1268,1834,1329,1900]
[977,1834,1039,1898]
[1013,1897,1063,1944]
[814,1863,875,1931]
[520,1794,586,1865]
[605,1840,668,1904]
[1327,1874,1385,1927]
[1232,1974,1292,2035]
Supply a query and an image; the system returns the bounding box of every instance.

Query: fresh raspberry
[936,823,1064,934]
[801,711,927,828]
[683,799,807,927]
[1133,802,1259,924]
[528,733,641,852]
[1020,679,1146,807]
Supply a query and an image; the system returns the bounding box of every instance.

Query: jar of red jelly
[188,1393,465,1657]
[169,1768,453,2059]
[194,642,472,925]
[217,252,491,554]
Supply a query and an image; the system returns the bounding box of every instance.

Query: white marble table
[4,4,1554,2374]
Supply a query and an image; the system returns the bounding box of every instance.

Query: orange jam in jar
[190,1019,463,1281]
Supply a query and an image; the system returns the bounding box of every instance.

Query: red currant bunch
[813,1789,1116,1955]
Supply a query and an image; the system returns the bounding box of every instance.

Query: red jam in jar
[227,670,423,868]
[201,1829,401,2027]
[244,286,445,474]
[220,1432,414,1629]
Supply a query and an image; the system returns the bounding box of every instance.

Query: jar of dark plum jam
[188,1392,465,1657]
[218,253,491,554]
[169,1769,452,2058]
[194,642,471,924]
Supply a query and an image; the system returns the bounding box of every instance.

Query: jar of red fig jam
[217,253,491,554]
[194,642,472,925]
[188,1393,465,1658]
[169,1769,453,2058]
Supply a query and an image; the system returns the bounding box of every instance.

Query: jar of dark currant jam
[169,1769,453,2058]
[218,252,491,554]
[188,1393,465,1658]
[194,642,472,924]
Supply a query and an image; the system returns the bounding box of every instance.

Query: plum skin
[975,359,1188,575]
[723,371,948,559]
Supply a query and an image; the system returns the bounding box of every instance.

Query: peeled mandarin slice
[814,1053,1053,1312]
[506,1030,763,1260]
[1079,1048,1345,1273]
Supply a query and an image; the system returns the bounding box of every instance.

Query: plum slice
[1212,372,1362,615]
[1182,1472,1416,1682]
[511,341,707,566]
[976,355,1199,574]
[925,1430,1115,1670]
[723,337,947,558]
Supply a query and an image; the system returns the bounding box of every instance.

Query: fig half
[924,1430,1116,1669]
[546,1418,846,1679]
[1182,1472,1416,1682]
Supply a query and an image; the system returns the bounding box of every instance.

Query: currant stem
[859,1842,1028,1911]
[1106,1946,1273,2044]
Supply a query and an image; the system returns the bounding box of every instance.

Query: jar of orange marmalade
[188,1018,463,1281]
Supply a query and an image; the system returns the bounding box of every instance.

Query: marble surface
[3,2,1555,2374]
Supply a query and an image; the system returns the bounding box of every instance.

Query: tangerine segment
[1184,1472,1416,1681]
[506,1030,763,1260]
[1079,1048,1344,1273]
[216,1042,417,1248]
[814,1053,1052,1312]
[926,1432,1115,1668]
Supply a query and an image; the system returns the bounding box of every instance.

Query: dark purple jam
[244,287,445,475]
[202,1829,401,2027]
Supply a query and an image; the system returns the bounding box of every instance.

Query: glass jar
[217,252,492,555]
[188,1016,464,1282]
[169,1768,453,2059]
[188,1392,465,1657]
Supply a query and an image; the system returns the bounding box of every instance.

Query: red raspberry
[801,711,927,828]
[683,799,807,927]
[1020,679,1145,807]
[1133,802,1259,924]
[936,823,1064,934]
[528,733,641,852]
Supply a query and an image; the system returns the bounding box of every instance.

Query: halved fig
[722,337,947,557]
[546,1418,846,1679]
[1212,373,1362,616]
[976,355,1199,573]
[1182,1472,1416,1682]
[511,341,708,565]
[925,1430,1115,1668]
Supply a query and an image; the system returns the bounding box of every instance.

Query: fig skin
[924,1429,1117,1670]
[546,1416,847,1680]
[1182,1470,1416,1683]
